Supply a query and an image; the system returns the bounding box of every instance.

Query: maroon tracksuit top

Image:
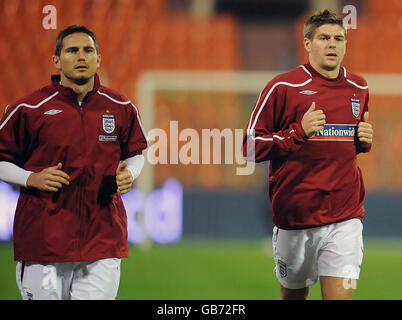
[0,74,147,261]
[243,62,371,229]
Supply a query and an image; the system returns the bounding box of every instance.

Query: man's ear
[97,53,101,68]
[52,55,61,70]
[303,37,311,53]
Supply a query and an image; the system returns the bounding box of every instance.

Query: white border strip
[300,65,312,77]
[347,79,369,90]
[248,79,313,132]
[253,135,285,141]
[97,90,131,104]
[0,91,59,131]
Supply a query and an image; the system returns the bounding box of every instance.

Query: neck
[309,59,340,79]
[60,73,95,102]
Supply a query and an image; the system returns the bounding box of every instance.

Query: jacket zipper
[77,101,86,260]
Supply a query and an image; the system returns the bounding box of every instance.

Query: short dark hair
[304,9,346,39]
[54,25,98,56]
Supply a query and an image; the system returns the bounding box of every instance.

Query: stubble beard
[64,73,92,86]
[321,60,339,72]
[322,65,337,71]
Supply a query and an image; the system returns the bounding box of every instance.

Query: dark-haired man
[243,10,373,300]
[0,25,148,299]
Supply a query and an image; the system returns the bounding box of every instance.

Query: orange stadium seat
[0,0,240,106]
[366,0,402,15]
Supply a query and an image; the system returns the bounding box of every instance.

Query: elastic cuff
[291,122,309,142]
[23,171,34,188]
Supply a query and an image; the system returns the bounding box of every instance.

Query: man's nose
[77,49,86,60]
[328,38,336,48]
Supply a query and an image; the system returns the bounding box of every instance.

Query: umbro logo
[299,90,317,95]
[44,109,63,115]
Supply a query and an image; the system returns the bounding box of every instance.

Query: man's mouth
[326,53,337,57]
[75,65,88,70]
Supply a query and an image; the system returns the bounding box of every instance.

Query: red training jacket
[0,74,148,262]
[243,62,371,230]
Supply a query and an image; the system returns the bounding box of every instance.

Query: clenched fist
[116,161,133,194]
[301,102,326,137]
[27,162,70,192]
[357,112,373,148]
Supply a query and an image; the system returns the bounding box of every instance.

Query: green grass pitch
[0,239,401,300]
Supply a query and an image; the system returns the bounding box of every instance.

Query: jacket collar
[304,62,343,82]
[51,73,101,101]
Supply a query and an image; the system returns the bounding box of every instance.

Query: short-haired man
[0,25,148,299]
[243,10,373,300]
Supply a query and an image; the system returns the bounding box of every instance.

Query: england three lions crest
[350,98,361,118]
[102,114,115,134]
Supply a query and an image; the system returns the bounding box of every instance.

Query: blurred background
[0,0,401,299]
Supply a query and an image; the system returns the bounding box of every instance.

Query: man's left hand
[357,112,373,148]
[116,161,133,194]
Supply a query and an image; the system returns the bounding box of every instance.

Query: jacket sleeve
[243,82,308,163]
[355,90,371,154]
[0,104,27,166]
[120,102,148,160]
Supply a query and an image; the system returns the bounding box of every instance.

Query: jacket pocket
[269,161,287,197]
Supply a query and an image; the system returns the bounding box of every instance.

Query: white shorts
[16,258,121,300]
[272,218,364,289]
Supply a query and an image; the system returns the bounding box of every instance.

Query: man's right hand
[301,102,326,137]
[26,162,70,192]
